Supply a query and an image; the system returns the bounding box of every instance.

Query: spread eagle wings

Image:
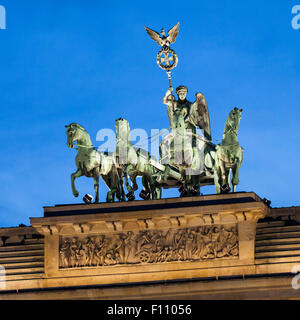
[167,22,180,43]
[144,27,162,46]
[188,93,212,141]
[145,22,180,46]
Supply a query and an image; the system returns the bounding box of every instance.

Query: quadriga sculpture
[213,108,244,193]
[65,123,125,202]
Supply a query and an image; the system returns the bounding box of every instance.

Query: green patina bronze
[66,123,125,203]
[65,23,245,202]
[115,118,161,201]
[156,86,214,196]
[213,108,244,193]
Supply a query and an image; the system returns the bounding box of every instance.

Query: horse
[115,118,161,200]
[213,107,244,193]
[65,123,125,203]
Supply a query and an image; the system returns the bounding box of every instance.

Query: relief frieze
[59,225,238,269]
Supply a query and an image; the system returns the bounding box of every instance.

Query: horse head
[224,107,243,135]
[65,123,88,149]
[115,118,130,142]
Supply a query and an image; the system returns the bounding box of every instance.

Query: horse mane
[115,118,130,136]
[224,113,232,133]
[66,123,93,147]
[223,109,237,135]
[68,123,88,133]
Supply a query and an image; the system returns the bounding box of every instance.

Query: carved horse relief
[59,224,239,268]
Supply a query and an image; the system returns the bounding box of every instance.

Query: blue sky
[0,0,299,227]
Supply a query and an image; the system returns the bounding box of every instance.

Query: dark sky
[0,0,299,226]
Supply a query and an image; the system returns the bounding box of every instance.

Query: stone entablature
[27,192,268,284]
[3,195,300,299]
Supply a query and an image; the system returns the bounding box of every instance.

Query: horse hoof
[191,185,200,196]
[220,185,230,194]
[126,192,135,201]
[83,194,93,203]
[74,191,79,198]
[179,186,188,197]
[139,190,150,200]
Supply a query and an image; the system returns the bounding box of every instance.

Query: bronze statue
[65,22,245,202]
[213,107,244,193]
[157,85,213,196]
[145,22,179,87]
[145,22,179,49]
[115,118,161,201]
[65,123,125,203]
[163,86,211,140]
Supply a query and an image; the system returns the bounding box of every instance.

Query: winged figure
[145,22,180,48]
[189,93,212,141]
[163,87,212,141]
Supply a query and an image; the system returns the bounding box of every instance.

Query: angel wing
[188,93,212,141]
[167,22,180,44]
[145,26,162,46]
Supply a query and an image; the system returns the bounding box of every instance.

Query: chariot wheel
[139,250,151,263]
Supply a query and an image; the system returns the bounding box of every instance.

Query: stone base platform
[4,192,300,299]
[28,193,268,290]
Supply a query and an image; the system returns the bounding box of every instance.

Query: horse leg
[150,179,157,200]
[101,174,113,203]
[118,169,126,201]
[232,161,241,192]
[141,175,150,200]
[113,166,124,202]
[124,165,135,194]
[71,169,83,198]
[219,160,226,187]
[93,174,99,203]
[143,173,157,200]
[146,170,157,200]
[110,167,120,202]
[213,152,222,194]
[131,172,139,192]
[190,174,200,196]
[219,160,230,193]
[106,191,113,202]
[213,166,221,194]
[123,166,136,200]
[108,168,120,203]
[224,167,231,193]
[156,186,162,199]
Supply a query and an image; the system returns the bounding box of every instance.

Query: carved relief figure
[59,224,239,269]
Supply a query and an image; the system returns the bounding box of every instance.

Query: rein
[70,144,94,150]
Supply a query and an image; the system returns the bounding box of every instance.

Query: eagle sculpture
[145,22,180,48]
